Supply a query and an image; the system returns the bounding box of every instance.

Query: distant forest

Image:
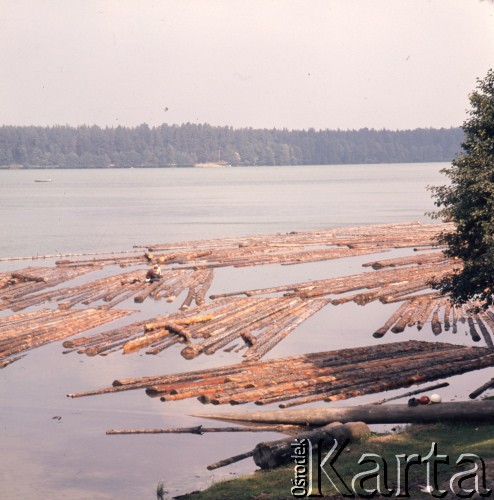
[0,123,463,168]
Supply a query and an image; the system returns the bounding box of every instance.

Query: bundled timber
[26,269,211,311]
[373,297,494,347]
[0,265,98,311]
[52,221,452,272]
[1,221,481,372]
[67,340,494,407]
[0,308,132,367]
[362,251,448,270]
[65,296,328,361]
[0,248,143,263]
[197,401,494,426]
[209,260,457,304]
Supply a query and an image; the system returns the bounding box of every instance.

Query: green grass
[178,423,494,499]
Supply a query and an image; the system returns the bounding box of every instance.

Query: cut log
[195,401,494,426]
[469,378,494,399]
[252,421,370,469]
[207,450,255,470]
[106,424,298,435]
[370,381,449,405]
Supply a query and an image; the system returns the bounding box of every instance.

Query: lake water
[2,163,492,500]
[1,163,444,259]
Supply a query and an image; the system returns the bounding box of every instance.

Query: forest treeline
[0,123,463,168]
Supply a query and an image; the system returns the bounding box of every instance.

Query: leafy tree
[430,69,494,306]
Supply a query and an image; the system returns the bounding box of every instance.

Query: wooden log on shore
[204,421,370,471]
[206,451,255,470]
[252,421,370,469]
[195,401,494,426]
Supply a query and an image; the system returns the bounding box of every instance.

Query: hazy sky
[1,0,493,131]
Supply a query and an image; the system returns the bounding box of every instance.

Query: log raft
[0,308,132,368]
[67,340,494,407]
[3,221,493,370]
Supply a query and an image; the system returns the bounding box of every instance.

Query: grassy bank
[176,422,494,499]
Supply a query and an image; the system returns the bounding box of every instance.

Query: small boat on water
[193,162,231,168]
[34,179,52,182]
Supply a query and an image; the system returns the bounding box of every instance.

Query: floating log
[370,382,449,405]
[3,221,485,372]
[206,450,255,471]
[67,341,494,407]
[363,251,447,270]
[196,401,494,426]
[0,308,132,367]
[373,301,410,338]
[475,314,494,348]
[0,265,98,311]
[469,378,494,399]
[106,424,298,435]
[467,317,481,342]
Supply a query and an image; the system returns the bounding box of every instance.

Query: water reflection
[3,163,489,499]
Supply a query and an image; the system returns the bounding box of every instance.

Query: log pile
[0,308,132,368]
[205,254,494,346]
[53,221,451,270]
[0,265,98,311]
[2,268,214,312]
[373,297,494,345]
[67,340,494,407]
[210,260,456,303]
[1,221,483,371]
[141,221,449,253]
[63,296,329,361]
[62,311,215,357]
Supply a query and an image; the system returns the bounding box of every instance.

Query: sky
[1,0,493,131]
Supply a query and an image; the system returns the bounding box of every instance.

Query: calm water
[2,163,491,500]
[1,163,444,259]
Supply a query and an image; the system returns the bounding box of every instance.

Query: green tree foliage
[0,124,462,169]
[430,69,494,306]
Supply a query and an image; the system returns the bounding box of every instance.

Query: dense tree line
[0,123,463,168]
